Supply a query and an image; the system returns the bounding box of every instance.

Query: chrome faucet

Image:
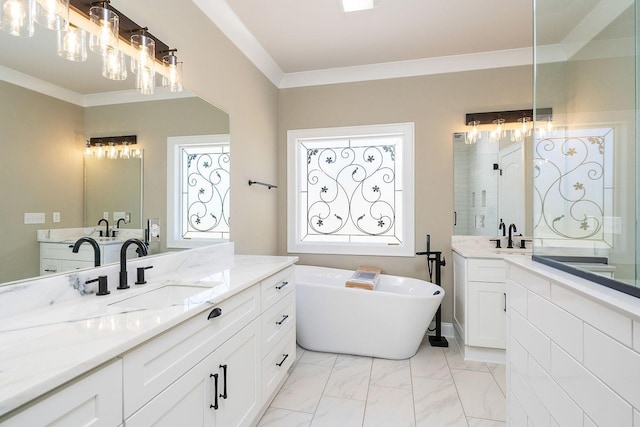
[98,218,110,238]
[507,223,517,249]
[118,238,148,290]
[71,237,101,267]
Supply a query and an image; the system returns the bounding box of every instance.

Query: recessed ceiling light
[341,0,379,13]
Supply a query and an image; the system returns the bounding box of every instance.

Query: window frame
[287,122,415,257]
[167,134,231,249]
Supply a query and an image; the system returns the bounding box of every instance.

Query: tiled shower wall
[506,262,640,426]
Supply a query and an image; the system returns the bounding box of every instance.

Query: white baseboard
[426,321,455,338]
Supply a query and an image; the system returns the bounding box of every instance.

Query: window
[167,134,230,248]
[287,123,414,256]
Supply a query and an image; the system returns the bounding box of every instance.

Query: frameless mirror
[84,155,143,229]
[453,132,532,237]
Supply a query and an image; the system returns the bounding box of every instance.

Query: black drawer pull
[219,364,228,399]
[207,307,222,320]
[209,373,219,410]
[276,314,289,325]
[44,269,57,273]
[275,281,289,290]
[503,293,507,312]
[276,354,289,367]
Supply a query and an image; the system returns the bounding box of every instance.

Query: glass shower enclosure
[532,0,639,296]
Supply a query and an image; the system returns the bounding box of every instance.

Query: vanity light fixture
[464,108,552,144]
[56,22,87,61]
[88,0,118,55]
[341,0,378,12]
[162,49,183,93]
[0,0,35,37]
[35,0,68,30]
[535,116,554,139]
[85,135,140,159]
[130,27,156,95]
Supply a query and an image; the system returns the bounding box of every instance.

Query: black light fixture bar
[89,135,137,146]
[68,0,170,62]
[465,108,552,125]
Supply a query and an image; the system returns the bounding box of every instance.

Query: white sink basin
[109,284,215,310]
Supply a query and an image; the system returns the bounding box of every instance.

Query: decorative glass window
[167,134,230,248]
[287,123,414,256]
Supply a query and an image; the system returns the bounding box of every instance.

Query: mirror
[453,132,532,237]
[85,155,143,229]
[0,23,229,285]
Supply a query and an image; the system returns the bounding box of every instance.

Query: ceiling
[0,0,622,101]
[195,0,606,88]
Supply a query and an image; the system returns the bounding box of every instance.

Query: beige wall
[0,82,84,283]
[277,67,533,323]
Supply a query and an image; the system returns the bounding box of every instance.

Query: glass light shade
[56,23,87,61]
[0,0,35,37]
[131,33,155,94]
[101,47,127,80]
[162,52,183,92]
[35,0,67,30]
[489,118,506,143]
[89,4,118,54]
[465,120,481,144]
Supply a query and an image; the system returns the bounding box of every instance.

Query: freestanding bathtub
[295,265,445,360]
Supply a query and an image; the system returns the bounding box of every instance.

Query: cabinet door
[467,282,506,349]
[211,318,261,427]
[452,252,466,341]
[1,360,122,427]
[125,354,214,427]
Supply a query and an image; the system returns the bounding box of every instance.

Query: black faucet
[498,219,506,236]
[98,218,110,238]
[507,223,517,249]
[117,218,126,228]
[118,238,148,289]
[71,237,101,267]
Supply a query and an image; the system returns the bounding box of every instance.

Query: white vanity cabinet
[125,318,260,427]
[260,267,296,403]
[453,251,506,361]
[0,359,123,427]
[39,241,121,275]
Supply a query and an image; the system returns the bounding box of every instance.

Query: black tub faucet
[98,218,110,238]
[118,238,148,290]
[507,223,518,248]
[71,237,101,267]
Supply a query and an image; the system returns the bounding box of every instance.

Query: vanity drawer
[122,284,260,419]
[41,242,94,261]
[262,328,296,403]
[467,259,506,283]
[262,292,295,356]
[261,266,294,310]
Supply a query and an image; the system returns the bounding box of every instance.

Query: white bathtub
[295,265,444,360]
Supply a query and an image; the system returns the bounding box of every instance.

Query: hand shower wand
[416,234,449,347]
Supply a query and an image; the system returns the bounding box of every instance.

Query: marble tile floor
[258,337,506,427]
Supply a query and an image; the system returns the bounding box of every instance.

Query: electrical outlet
[53,212,61,223]
[147,218,160,242]
[125,212,131,223]
[103,212,109,220]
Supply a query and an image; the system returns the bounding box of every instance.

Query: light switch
[53,212,61,223]
[103,212,109,220]
[24,212,45,224]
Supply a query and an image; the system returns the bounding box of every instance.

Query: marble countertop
[451,236,532,259]
[0,247,297,418]
[37,227,144,244]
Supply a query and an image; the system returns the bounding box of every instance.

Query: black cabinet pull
[276,314,289,325]
[219,364,228,399]
[276,354,289,367]
[503,293,507,312]
[209,373,219,410]
[275,281,288,290]
[207,307,222,320]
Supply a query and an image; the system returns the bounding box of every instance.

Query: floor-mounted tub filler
[295,265,444,360]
